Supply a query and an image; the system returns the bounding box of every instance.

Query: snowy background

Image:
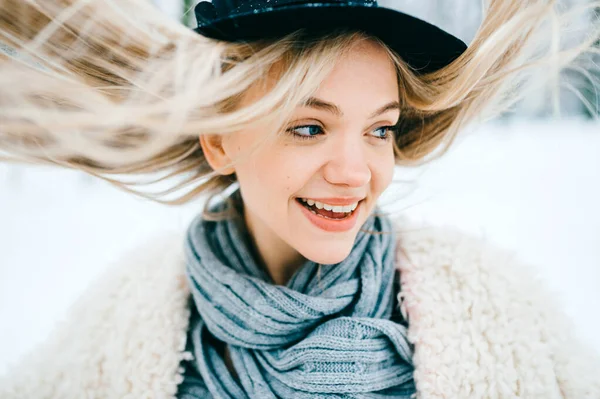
[1,0,599,375]
[1,119,599,374]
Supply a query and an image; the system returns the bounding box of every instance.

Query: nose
[322,134,371,188]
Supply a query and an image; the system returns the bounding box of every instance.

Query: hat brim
[194,4,467,74]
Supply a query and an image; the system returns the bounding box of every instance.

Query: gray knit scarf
[179,189,416,398]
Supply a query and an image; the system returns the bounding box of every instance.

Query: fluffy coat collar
[1,218,599,398]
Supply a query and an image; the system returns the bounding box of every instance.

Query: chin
[301,243,354,266]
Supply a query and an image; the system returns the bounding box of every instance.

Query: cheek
[373,149,396,193]
[261,149,312,196]
[240,144,313,204]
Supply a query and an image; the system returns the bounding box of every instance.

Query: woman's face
[202,38,399,283]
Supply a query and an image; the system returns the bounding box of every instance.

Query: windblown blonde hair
[0,0,598,225]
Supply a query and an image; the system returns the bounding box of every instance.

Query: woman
[0,0,599,398]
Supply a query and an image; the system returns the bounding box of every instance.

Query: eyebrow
[301,97,400,119]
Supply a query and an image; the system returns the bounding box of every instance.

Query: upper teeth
[300,198,359,213]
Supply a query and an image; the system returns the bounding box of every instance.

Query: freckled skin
[200,39,399,286]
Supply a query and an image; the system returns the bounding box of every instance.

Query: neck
[237,198,307,286]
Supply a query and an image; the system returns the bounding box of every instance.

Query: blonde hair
[0,0,598,227]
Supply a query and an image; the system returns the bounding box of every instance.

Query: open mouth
[295,197,362,220]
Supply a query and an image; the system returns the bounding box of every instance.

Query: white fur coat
[1,218,599,398]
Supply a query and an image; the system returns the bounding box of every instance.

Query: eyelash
[286,124,399,141]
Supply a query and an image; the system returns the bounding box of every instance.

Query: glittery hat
[193,0,467,74]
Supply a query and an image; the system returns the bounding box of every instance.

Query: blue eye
[286,125,398,141]
[289,125,323,139]
[373,126,395,139]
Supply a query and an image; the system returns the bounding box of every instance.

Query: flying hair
[0,0,598,227]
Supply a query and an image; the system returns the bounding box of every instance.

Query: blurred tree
[580,35,600,117]
[182,0,197,27]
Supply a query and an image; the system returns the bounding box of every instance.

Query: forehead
[314,39,399,104]
[242,38,399,110]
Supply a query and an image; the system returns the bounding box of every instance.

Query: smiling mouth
[295,198,362,220]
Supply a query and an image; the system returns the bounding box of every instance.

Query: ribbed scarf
[179,189,416,398]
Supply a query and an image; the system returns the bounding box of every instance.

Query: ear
[199,134,235,175]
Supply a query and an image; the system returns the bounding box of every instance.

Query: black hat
[193,0,468,74]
